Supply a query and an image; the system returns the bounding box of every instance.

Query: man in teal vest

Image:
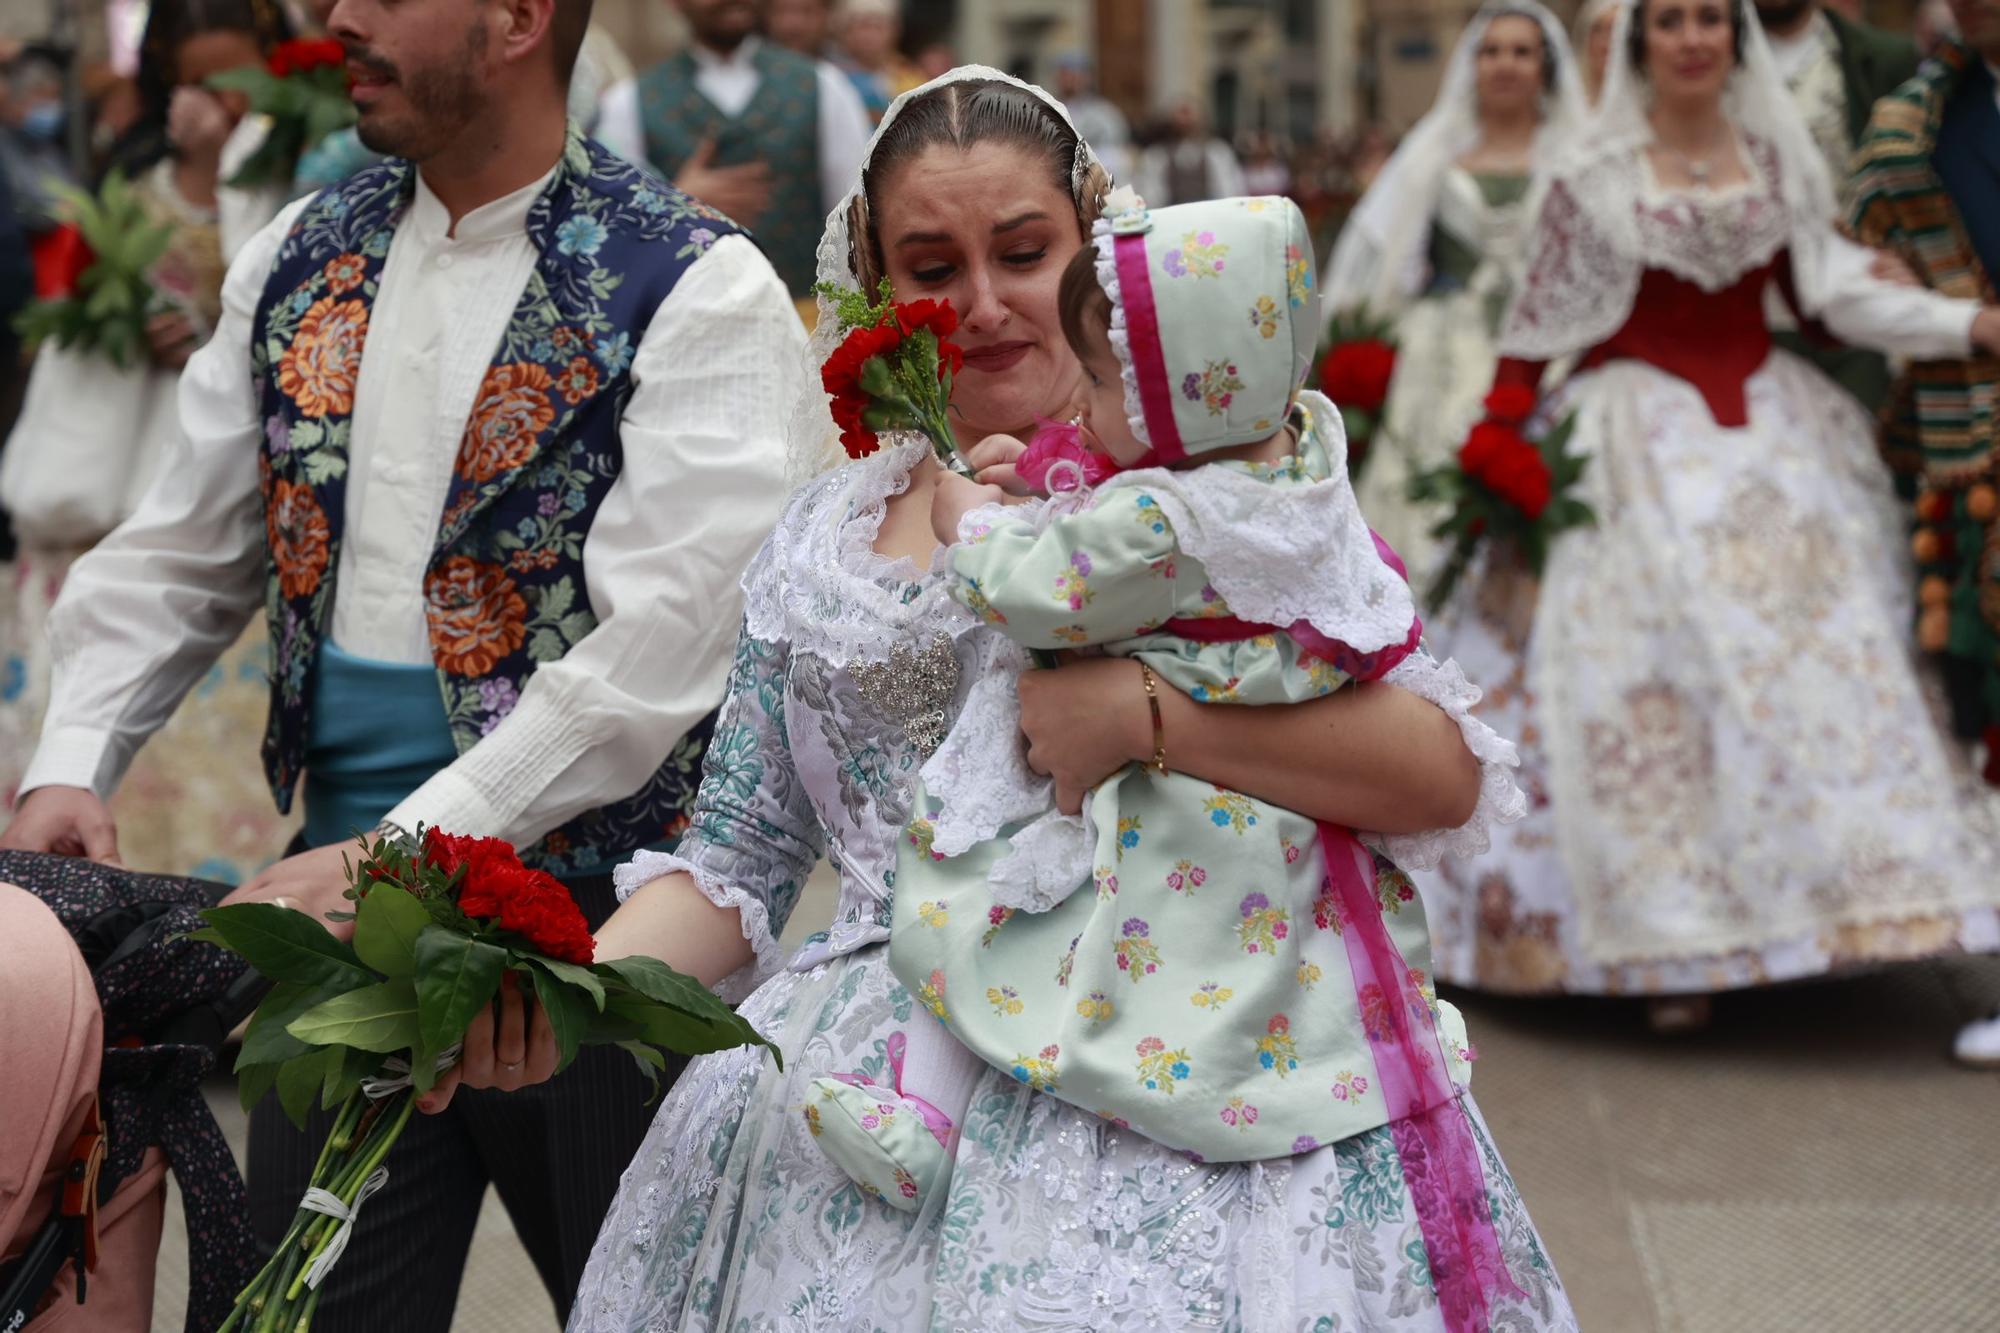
[593,0,872,299]
[1,0,802,1323]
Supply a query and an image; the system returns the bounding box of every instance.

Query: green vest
[638,44,821,297]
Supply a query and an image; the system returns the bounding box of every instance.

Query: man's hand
[929,470,1007,547]
[417,971,559,1114]
[225,842,360,939]
[0,785,122,863]
[674,137,772,225]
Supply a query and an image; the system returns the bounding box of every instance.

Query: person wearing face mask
[0,49,79,238]
[1416,0,2000,1038]
[0,0,301,887]
[1847,0,2000,1065]
[1325,3,1588,592]
[593,0,873,302]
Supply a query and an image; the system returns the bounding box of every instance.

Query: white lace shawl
[1499,1,1843,362]
[1323,1,1588,319]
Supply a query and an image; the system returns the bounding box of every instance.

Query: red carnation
[1319,338,1396,415]
[893,298,957,340]
[30,223,94,302]
[423,827,525,883]
[822,322,903,459]
[1483,384,1537,428]
[268,36,348,78]
[456,859,596,964]
[1457,420,1519,474]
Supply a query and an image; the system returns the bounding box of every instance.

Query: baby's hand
[959,433,1034,495]
[931,470,1007,546]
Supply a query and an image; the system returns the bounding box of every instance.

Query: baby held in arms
[805,194,1478,1213]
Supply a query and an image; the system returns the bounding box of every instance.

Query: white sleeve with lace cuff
[1362,653,1528,870]
[611,847,784,1005]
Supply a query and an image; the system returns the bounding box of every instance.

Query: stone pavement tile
[1631,1199,2000,1333]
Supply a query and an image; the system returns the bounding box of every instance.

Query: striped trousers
[246,872,678,1330]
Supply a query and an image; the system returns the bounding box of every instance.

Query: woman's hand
[959,433,1033,495]
[929,470,1007,546]
[1018,657,1150,814]
[146,310,198,369]
[418,972,558,1113]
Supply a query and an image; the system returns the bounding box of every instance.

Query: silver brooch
[848,634,960,757]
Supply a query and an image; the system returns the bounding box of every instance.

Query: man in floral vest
[0,0,801,1323]
[1847,0,2000,1067]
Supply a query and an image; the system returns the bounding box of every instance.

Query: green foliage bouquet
[14,172,173,369]
[192,826,775,1331]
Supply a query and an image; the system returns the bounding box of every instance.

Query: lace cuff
[611,848,783,1005]
[1362,654,1527,870]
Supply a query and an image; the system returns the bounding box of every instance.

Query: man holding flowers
[0,0,800,1324]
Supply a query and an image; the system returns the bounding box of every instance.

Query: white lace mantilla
[1502,136,1793,363]
[742,441,984,666]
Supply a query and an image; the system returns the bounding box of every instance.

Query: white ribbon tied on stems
[357,1042,463,1101]
[300,1166,390,1290]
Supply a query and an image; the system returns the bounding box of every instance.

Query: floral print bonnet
[1093,195,1322,464]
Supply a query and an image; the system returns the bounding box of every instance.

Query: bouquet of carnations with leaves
[208,37,357,189]
[1316,304,1399,469]
[13,173,173,370]
[1408,384,1593,609]
[190,827,775,1332]
[818,279,965,469]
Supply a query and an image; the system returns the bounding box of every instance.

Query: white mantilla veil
[784,65,1109,486]
[1322,1,1587,318]
[1500,0,1844,361]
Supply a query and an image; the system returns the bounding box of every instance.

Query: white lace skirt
[1420,352,2000,995]
[568,942,1577,1331]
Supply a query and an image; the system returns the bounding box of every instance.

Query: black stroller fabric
[1,851,260,1333]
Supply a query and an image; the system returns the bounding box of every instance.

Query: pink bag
[0,882,168,1332]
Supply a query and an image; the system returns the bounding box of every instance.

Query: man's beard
[352,25,489,161]
[1754,0,1817,31]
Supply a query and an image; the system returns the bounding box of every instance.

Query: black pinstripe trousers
[245,872,680,1331]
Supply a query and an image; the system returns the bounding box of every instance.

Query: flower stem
[285,1091,415,1304]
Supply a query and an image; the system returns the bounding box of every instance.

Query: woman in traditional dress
[1575,0,1625,104]
[0,0,299,879]
[1325,3,1587,591]
[432,68,1579,1332]
[1420,0,2000,1034]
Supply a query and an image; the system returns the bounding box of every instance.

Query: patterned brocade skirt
[1420,352,2000,996]
[569,939,1576,1331]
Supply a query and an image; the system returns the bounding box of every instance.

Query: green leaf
[353,887,429,977]
[238,1059,281,1115]
[614,1038,668,1100]
[599,955,730,1019]
[413,926,507,1052]
[196,903,373,987]
[288,978,422,1053]
[239,979,347,1066]
[527,963,590,1074]
[321,1044,380,1110]
[276,1049,334,1130]
[535,955,606,1010]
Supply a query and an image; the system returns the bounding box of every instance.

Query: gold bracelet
[1138,661,1169,775]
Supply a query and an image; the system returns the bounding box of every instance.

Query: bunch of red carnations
[1409,384,1593,608]
[208,37,357,189]
[1316,305,1399,469]
[819,279,965,468]
[192,826,775,1332]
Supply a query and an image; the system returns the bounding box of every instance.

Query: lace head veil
[1322,1,1587,318]
[784,65,1109,486]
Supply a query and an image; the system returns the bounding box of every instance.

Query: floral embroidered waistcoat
[638,43,820,297]
[250,130,743,873]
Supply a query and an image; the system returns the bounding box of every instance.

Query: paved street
[152,866,2000,1332]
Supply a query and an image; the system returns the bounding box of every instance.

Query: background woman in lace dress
[1419,0,2000,1034]
[427,68,1579,1332]
[0,0,299,880]
[1325,2,1586,592]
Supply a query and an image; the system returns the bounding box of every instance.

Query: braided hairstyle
[846,77,1112,294]
[1626,0,1750,72]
